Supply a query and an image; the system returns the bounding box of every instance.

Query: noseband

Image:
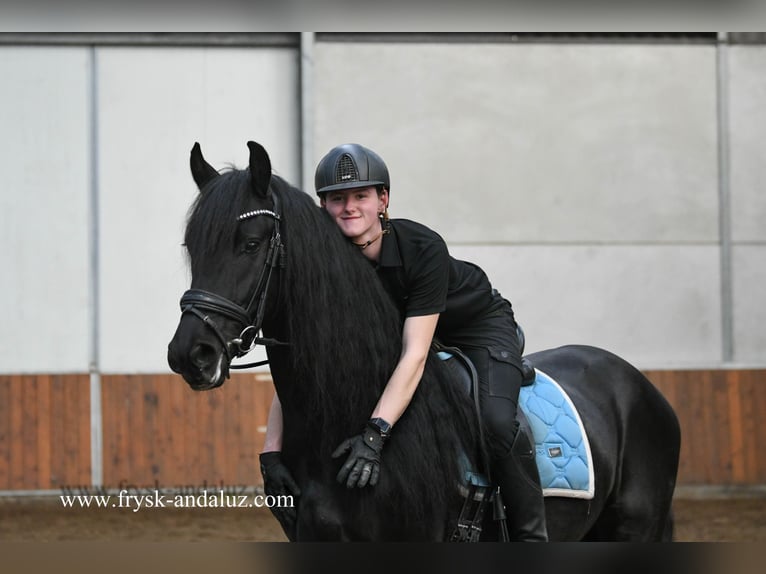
[179,194,287,371]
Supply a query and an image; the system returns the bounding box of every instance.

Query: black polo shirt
[375,219,498,338]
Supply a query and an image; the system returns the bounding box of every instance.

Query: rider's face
[321,187,387,243]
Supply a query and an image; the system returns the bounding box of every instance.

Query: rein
[179,194,287,372]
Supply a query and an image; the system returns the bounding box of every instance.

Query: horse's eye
[243,238,260,254]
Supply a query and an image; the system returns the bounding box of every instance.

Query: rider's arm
[371,313,440,426]
[263,393,284,452]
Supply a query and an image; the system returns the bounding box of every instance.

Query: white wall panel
[726,46,766,363]
[729,46,766,243]
[450,244,723,369]
[2,39,763,373]
[314,43,719,245]
[0,47,91,373]
[732,245,766,363]
[97,46,299,372]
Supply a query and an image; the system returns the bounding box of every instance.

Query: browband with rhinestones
[237,209,280,222]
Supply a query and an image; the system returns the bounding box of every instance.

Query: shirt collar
[378,221,402,268]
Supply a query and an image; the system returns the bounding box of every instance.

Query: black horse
[167,141,681,541]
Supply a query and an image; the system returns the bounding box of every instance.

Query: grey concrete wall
[1,43,300,374]
[729,46,766,364]
[1,46,92,372]
[96,46,299,372]
[2,36,762,374]
[449,244,722,368]
[313,39,760,369]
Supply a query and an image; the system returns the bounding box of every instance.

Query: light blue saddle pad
[438,351,594,499]
[519,369,594,499]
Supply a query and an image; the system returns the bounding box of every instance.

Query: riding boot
[493,427,548,541]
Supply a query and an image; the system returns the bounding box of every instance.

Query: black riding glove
[259,451,301,538]
[332,421,389,488]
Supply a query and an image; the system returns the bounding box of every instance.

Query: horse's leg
[587,369,681,541]
[661,508,675,542]
[586,476,677,541]
[294,481,349,541]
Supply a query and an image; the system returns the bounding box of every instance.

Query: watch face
[369,417,392,434]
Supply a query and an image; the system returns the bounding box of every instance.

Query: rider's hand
[259,451,300,538]
[331,423,388,488]
[260,451,301,497]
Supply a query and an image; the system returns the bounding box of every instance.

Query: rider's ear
[247,141,272,200]
[189,142,219,192]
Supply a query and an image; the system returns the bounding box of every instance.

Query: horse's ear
[190,142,219,192]
[247,141,272,199]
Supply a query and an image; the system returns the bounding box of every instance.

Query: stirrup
[450,483,492,542]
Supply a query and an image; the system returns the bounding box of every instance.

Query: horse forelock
[184,168,251,263]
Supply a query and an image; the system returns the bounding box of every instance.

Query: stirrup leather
[450,482,492,542]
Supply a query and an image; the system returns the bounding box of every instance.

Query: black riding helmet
[315,143,390,196]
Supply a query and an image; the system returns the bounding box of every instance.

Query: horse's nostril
[190,343,217,369]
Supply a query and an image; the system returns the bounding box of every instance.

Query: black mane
[186,167,481,535]
[272,176,480,532]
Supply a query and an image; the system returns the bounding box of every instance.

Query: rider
[261,143,547,541]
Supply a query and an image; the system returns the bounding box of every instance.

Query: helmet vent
[335,154,359,183]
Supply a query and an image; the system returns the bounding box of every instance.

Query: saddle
[436,343,595,541]
[437,347,536,396]
[436,320,535,393]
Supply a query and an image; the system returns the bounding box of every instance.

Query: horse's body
[168,141,681,541]
[510,345,678,541]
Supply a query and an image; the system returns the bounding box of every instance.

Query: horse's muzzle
[167,334,228,391]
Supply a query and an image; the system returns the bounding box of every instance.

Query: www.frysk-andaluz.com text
[60,479,257,497]
[60,489,294,512]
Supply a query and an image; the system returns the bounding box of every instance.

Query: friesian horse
[167,141,681,541]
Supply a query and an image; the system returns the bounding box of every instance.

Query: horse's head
[167,141,283,390]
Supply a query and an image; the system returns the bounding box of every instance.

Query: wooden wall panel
[646,369,766,486]
[100,373,273,490]
[0,374,91,490]
[95,368,766,489]
[0,369,763,491]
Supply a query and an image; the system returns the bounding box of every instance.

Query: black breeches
[461,346,524,459]
[438,293,524,459]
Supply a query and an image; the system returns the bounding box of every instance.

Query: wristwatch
[367,417,393,439]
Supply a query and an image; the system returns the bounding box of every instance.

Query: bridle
[178,193,287,372]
